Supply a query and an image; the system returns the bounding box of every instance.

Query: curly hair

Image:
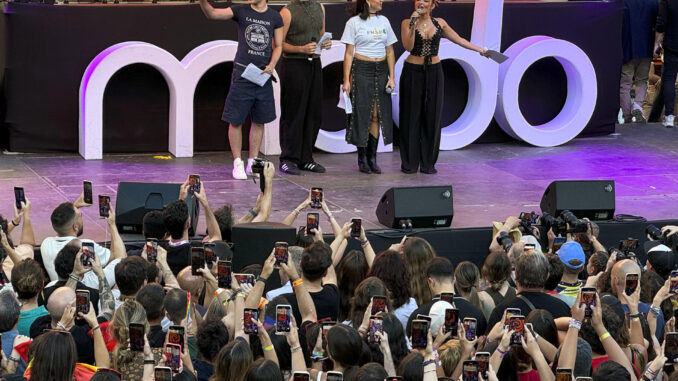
[11,258,45,300]
[337,250,369,322]
[349,277,394,329]
[367,250,411,309]
[588,251,609,276]
[110,301,150,370]
[579,304,629,354]
[402,237,436,306]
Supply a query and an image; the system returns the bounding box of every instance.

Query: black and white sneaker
[300,162,326,173]
[280,161,301,175]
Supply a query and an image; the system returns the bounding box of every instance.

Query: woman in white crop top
[340,0,397,174]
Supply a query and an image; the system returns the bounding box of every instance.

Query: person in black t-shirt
[405,257,486,335]
[283,241,339,323]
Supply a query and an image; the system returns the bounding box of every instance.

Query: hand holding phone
[188,174,201,194]
[509,315,525,346]
[129,323,145,351]
[351,218,362,238]
[204,242,216,266]
[244,308,259,334]
[410,319,428,349]
[580,288,596,319]
[81,242,95,267]
[274,242,289,267]
[368,316,383,344]
[98,195,111,218]
[371,296,386,315]
[168,325,185,351]
[443,308,459,336]
[306,213,319,232]
[463,318,477,341]
[76,290,90,315]
[310,188,323,209]
[14,187,25,210]
[146,239,158,263]
[83,181,93,205]
[217,260,232,289]
[191,248,205,276]
[276,305,292,334]
[625,273,639,296]
[164,343,182,372]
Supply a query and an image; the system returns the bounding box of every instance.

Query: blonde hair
[439,340,461,377]
[111,301,150,370]
[403,237,436,306]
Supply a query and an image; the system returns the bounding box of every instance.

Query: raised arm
[591,294,638,381]
[282,256,317,323]
[80,302,109,367]
[330,222,350,267]
[198,0,234,20]
[439,18,486,55]
[245,252,275,309]
[16,199,35,246]
[401,17,417,52]
[92,253,115,321]
[282,193,311,226]
[0,230,23,265]
[252,162,275,223]
[106,208,126,261]
[157,246,179,288]
[194,183,222,242]
[522,329,554,381]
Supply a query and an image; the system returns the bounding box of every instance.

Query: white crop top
[340,15,398,59]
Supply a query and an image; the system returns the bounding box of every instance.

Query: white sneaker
[232,158,247,180]
[245,158,259,178]
[664,115,675,128]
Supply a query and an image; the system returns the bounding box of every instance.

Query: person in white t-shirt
[40,194,126,289]
[341,0,397,174]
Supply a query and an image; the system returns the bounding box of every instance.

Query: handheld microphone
[409,8,422,27]
[309,37,317,61]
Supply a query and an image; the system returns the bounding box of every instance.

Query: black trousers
[398,62,444,172]
[279,57,323,165]
[662,51,678,116]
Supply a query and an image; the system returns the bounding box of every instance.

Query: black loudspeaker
[539,180,615,220]
[115,182,199,236]
[375,186,454,229]
[231,222,297,292]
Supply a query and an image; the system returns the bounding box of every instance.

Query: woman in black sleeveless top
[399,0,487,174]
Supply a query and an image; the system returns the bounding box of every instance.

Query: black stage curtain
[1,1,622,153]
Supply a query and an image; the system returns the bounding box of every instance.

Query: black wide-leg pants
[279,57,323,165]
[398,62,444,173]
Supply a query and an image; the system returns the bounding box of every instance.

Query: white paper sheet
[337,85,352,114]
[240,63,271,87]
[315,32,333,55]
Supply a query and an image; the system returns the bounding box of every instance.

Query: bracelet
[496,347,509,358]
[57,321,68,330]
[8,355,20,362]
[358,327,367,336]
[569,318,582,330]
[144,359,155,365]
[291,346,302,353]
[312,349,325,358]
[11,220,19,227]
[424,369,437,374]
[292,278,304,287]
[599,332,611,341]
[256,276,267,283]
[361,240,370,248]
[92,325,100,332]
[293,209,300,215]
[650,305,661,317]
[422,359,436,367]
[68,274,79,282]
[263,345,274,352]
[249,208,258,217]
[646,368,657,378]
[327,212,334,219]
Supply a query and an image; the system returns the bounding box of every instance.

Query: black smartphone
[463,317,477,341]
[476,352,490,378]
[154,367,173,381]
[217,260,232,289]
[556,368,573,381]
[191,248,205,276]
[575,378,593,381]
[462,360,479,381]
[293,372,311,381]
[83,181,93,205]
[306,213,319,232]
[145,239,158,263]
[417,314,432,325]
[443,308,459,336]
[204,242,216,267]
[276,305,292,333]
[322,321,335,348]
[671,271,678,294]
[619,238,639,253]
[244,308,259,334]
[188,174,201,194]
[326,371,343,381]
[350,218,361,238]
[164,343,182,372]
[553,237,566,251]
[411,319,428,349]
[504,307,521,328]
[371,295,386,315]
[310,188,323,209]
[81,242,95,267]
[14,187,25,210]
[76,290,90,315]
[168,325,184,351]
[129,323,145,351]
[368,316,383,344]
[98,195,110,218]
[509,315,525,346]
[580,287,596,319]
[234,273,255,287]
[274,242,289,267]
[667,332,678,363]
[625,273,639,295]
[440,292,455,305]
[386,378,404,381]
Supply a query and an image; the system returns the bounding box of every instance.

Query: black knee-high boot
[358,147,371,173]
[367,134,381,174]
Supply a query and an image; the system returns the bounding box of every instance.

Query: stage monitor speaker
[539,180,615,220]
[231,222,297,292]
[115,182,199,236]
[375,186,454,229]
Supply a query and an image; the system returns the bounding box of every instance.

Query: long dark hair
[351,0,371,20]
[337,250,369,322]
[327,325,362,379]
[28,330,77,381]
[367,250,411,309]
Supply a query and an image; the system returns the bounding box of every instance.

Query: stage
[1,122,677,248]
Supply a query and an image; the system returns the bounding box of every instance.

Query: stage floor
[1,123,678,243]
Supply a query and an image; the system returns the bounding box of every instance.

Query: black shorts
[221,67,276,126]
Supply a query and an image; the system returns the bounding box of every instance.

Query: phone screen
[14,187,25,210]
[188,174,201,194]
[443,308,459,336]
[306,213,319,232]
[580,288,596,318]
[463,318,477,341]
[164,344,182,372]
[368,317,383,344]
[504,308,521,327]
[244,308,259,334]
[234,273,255,287]
[83,181,93,205]
[276,305,291,333]
[556,369,573,381]
[310,188,323,209]
[274,242,289,266]
[625,273,639,295]
[293,372,311,381]
[191,248,205,276]
[619,239,639,252]
[351,218,361,238]
[667,333,678,363]
[476,352,490,376]
[371,296,386,315]
[81,242,95,267]
[98,195,110,217]
[76,290,90,315]
[322,322,335,348]
[154,367,173,381]
[326,372,343,381]
[386,378,404,381]
[411,320,428,349]
[509,315,525,346]
[440,292,455,305]
[217,260,232,289]
[168,326,184,350]
[204,243,216,266]
[553,237,566,251]
[129,323,145,351]
[146,240,158,263]
[462,360,479,381]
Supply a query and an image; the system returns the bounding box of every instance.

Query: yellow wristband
[263,345,274,352]
[599,332,611,341]
[292,278,304,287]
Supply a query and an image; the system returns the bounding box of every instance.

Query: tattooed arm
[93,253,115,321]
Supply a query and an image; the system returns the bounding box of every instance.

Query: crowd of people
[1,163,678,381]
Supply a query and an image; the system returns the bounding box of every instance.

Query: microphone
[409,8,422,27]
[309,37,317,61]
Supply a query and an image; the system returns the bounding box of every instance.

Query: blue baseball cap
[557,241,586,269]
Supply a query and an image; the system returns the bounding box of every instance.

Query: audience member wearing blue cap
[555,241,586,307]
